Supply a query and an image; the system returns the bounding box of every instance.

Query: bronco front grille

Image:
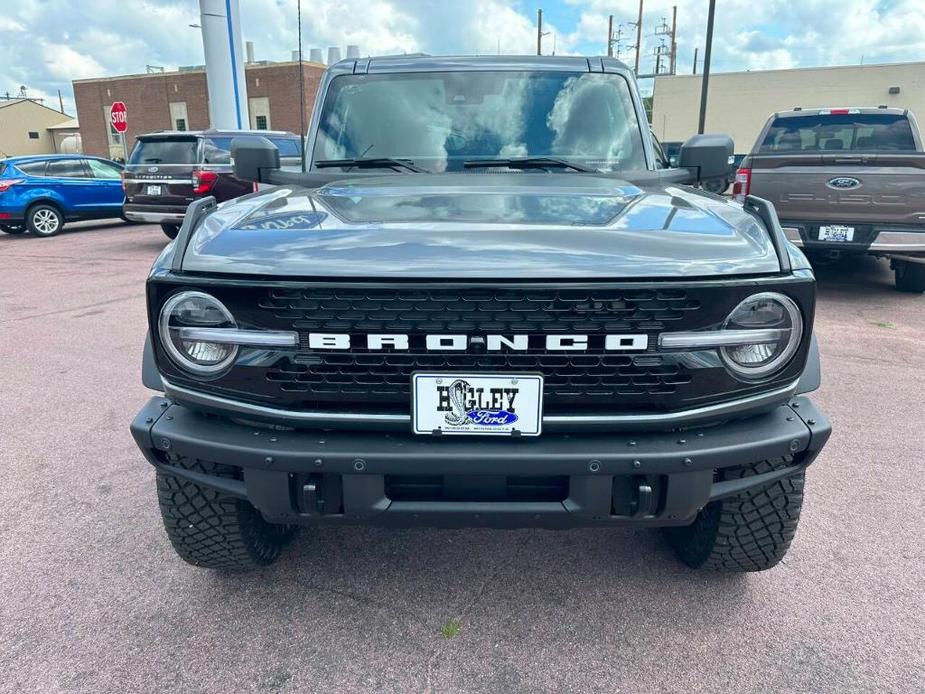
[254,287,699,413]
[151,280,814,419]
[261,286,701,333]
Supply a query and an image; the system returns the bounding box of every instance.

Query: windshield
[312,71,646,172]
[759,113,917,153]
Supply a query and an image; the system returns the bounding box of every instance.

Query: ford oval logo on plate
[466,409,519,426]
[827,176,861,190]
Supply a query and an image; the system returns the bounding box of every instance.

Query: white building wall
[651,61,925,154]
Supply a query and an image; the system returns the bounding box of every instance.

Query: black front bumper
[131,396,830,529]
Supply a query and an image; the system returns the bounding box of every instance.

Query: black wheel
[663,457,804,572]
[156,455,297,570]
[160,223,180,239]
[26,204,64,237]
[894,260,925,293]
[700,177,729,195]
[0,224,25,234]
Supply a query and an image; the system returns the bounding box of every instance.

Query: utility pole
[697,0,716,134]
[634,0,644,74]
[57,89,64,113]
[537,9,543,56]
[670,6,678,74]
[607,15,613,57]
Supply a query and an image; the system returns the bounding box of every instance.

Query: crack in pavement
[0,294,143,324]
[422,540,526,694]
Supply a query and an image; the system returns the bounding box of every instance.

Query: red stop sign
[110,101,128,133]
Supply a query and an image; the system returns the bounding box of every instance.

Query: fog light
[721,292,803,379]
[158,291,237,375]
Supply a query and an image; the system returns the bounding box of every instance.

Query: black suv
[131,56,830,574]
[122,129,301,238]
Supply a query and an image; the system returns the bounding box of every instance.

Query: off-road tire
[663,457,804,572]
[26,203,64,237]
[160,222,181,239]
[156,455,297,570]
[894,260,925,293]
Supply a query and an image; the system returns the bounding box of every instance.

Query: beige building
[651,61,925,153]
[0,99,74,157]
[47,118,82,153]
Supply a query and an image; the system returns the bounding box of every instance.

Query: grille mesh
[259,286,700,333]
[255,287,701,411]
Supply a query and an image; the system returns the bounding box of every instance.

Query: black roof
[335,54,633,74]
[137,128,298,140]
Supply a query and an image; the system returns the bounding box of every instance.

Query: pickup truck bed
[737,108,925,292]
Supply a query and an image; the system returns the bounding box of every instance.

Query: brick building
[73,60,325,160]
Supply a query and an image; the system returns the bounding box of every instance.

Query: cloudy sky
[1,0,923,113]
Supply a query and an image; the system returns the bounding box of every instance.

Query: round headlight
[158,291,237,375]
[721,292,803,379]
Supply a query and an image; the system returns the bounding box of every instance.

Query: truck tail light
[0,178,24,193]
[192,170,218,195]
[732,168,751,204]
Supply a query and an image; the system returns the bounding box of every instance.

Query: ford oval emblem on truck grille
[827,176,861,190]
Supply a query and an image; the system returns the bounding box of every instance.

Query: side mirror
[231,137,280,183]
[679,134,734,182]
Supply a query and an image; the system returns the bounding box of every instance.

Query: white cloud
[39,42,107,81]
[2,1,925,117]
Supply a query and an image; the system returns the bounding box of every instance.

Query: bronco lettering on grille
[303,333,649,351]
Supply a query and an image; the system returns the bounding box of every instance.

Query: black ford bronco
[131,56,831,572]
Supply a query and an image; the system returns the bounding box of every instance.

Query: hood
[181,173,781,279]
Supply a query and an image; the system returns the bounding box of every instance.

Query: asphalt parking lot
[2,220,923,694]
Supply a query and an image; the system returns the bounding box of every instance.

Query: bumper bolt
[677,439,686,445]
[632,459,641,469]
[314,458,323,467]
[789,439,801,452]
[683,458,693,467]
[353,458,366,471]
[588,460,601,472]
[807,419,816,426]
[786,416,795,422]
[165,415,173,421]
[159,438,171,450]
[627,440,636,447]
[265,456,274,465]
[145,417,153,424]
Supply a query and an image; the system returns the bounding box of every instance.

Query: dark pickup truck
[131,55,830,574]
[734,107,925,291]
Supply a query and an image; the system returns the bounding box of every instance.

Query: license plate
[412,373,543,436]
[145,185,162,196]
[818,224,854,242]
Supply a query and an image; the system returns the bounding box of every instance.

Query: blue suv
[0,154,125,237]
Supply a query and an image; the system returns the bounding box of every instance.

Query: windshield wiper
[314,157,428,173]
[464,157,596,173]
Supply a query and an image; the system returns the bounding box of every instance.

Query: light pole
[697,0,716,134]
